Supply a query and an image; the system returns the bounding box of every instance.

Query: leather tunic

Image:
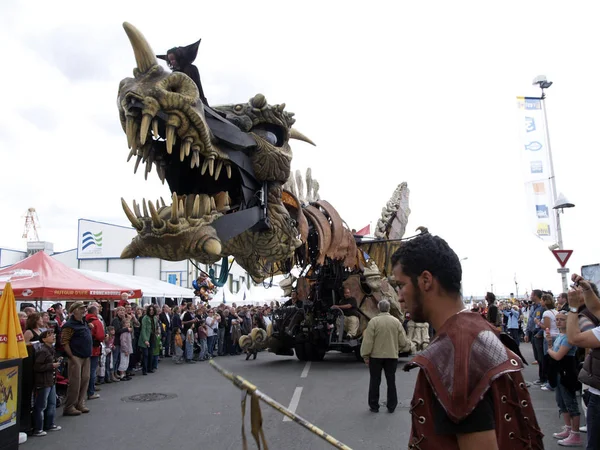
[404,312,544,449]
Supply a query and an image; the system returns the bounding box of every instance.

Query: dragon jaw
[117,23,312,279]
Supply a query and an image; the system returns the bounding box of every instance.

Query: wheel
[310,344,326,361]
[354,345,363,362]
[295,342,307,361]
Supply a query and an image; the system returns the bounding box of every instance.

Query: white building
[0,218,251,296]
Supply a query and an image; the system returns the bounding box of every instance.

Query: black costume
[157,39,209,106]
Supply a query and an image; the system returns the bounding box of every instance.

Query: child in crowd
[32,330,62,436]
[197,319,209,361]
[104,326,118,383]
[546,313,582,447]
[118,319,133,381]
[173,327,184,364]
[185,324,195,363]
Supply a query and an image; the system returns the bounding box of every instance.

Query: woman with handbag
[546,311,582,447]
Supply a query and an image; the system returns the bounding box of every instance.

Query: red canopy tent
[0,251,142,300]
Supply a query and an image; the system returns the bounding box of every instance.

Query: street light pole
[535,77,569,293]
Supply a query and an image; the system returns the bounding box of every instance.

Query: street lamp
[533,75,574,293]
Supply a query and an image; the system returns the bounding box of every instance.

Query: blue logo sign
[525,141,542,152]
[525,117,536,132]
[530,161,543,173]
[81,231,103,250]
[524,99,542,110]
[536,205,549,219]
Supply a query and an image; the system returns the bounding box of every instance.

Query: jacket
[139,314,155,348]
[404,312,543,449]
[159,312,172,331]
[360,312,410,359]
[33,343,56,388]
[62,316,92,358]
[85,313,105,357]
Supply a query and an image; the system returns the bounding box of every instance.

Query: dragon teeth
[166,126,176,154]
[226,163,232,179]
[215,160,223,180]
[171,192,179,224]
[121,198,142,230]
[140,114,151,145]
[152,118,159,139]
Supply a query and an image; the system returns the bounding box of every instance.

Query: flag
[516,96,556,241]
[0,282,28,359]
[243,291,247,301]
[355,224,370,236]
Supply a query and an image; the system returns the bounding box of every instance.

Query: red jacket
[85,313,105,357]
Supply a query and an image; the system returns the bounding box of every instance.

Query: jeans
[163,329,172,356]
[207,335,216,356]
[113,345,121,374]
[555,374,580,417]
[87,356,99,397]
[368,358,398,411]
[587,392,600,450]
[507,328,520,345]
[199,338,208,360]
[33,386,56,431]
[141,347,151,374]
[218,328,225,355]
[532,335,546,382]
[152,355,159,370]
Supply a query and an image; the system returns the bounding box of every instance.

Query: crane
[22,208,41,241]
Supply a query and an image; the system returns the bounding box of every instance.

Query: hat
[157,39,201,65]
[69,302,87,314]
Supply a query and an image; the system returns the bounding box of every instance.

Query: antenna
[22,207,41,241]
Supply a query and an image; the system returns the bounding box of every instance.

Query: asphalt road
[24,345,579,449]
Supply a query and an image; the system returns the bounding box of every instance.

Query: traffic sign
[552,249,573,268]
[557,268,570,274]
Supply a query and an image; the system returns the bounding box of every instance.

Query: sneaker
[32,430,47,437]
[553,426,572,439]
[88,394,100,400]
[579,425,587,433]
[541,384,554,391]
[533,379,544,385]
[558,432,582,446]
[46,425,61,432]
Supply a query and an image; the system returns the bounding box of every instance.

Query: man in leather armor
[392,232,543,450]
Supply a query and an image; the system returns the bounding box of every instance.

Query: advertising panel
[77,219,137,259]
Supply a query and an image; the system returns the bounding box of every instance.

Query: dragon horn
[289,128,316,146]
[123,22,157,73]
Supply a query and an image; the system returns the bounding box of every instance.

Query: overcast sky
[1,0,598,297]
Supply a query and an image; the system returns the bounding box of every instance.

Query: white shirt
[542,309,559,336]
[590,326,600,396]
[263,316,272,328]
[205,316,216,337]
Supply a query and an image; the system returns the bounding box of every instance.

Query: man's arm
[572,273,600,318]
[360,321,375,360]
[61,327,74,358]
[456,431,499,450]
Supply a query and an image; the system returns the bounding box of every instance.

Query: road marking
[283,387,303,422]
[301,361,311,378]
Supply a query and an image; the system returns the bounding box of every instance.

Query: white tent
[76,269,195,301]
[208,285,235,307]
[248,285,286,304]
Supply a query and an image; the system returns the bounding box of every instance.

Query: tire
[354,345,363,362]
[295,342,308,361]
[311,344,326,361]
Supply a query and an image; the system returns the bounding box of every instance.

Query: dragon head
[117,23,314,280]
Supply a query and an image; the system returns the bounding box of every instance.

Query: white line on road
[300,361,311,378]
[283,387,303,422]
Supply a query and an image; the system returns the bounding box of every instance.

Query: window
[232,280,239,294]
[228,274,233,292]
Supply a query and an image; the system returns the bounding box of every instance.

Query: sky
[1,0,599,298]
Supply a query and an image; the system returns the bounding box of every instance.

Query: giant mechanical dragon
[117,23,427,355]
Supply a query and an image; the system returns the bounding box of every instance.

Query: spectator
[173,327,184,364]
[32,330,62,436]
[360,300,408,413]
[118,318,133,380]
[526,290,546,385]
[159,305,173,358]
[546,311,582,446]
[566,275,600,450]
[139,305,160,374]
[539,293,559,391]
[24,313,44,344]
[85,305,104,400]
[61,302,92,416]
[502,304,522,345]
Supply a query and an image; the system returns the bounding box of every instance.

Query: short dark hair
[532,289,543,299]
[390,233,462,294]
[486,292,496,302]
[590,282,600,298]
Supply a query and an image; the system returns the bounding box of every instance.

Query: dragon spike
[289,128,316,146]
[121,198,142,230]
[122,22,157,73]
[148,201,162,228]
[171,192,179,224]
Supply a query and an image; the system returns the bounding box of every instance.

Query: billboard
[77,219,137,260]
[516,97,556,241]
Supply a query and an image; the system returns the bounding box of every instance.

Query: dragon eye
[253,129,278,145]
[234,105,243,112]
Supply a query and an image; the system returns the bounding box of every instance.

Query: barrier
[209,360,353,450]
